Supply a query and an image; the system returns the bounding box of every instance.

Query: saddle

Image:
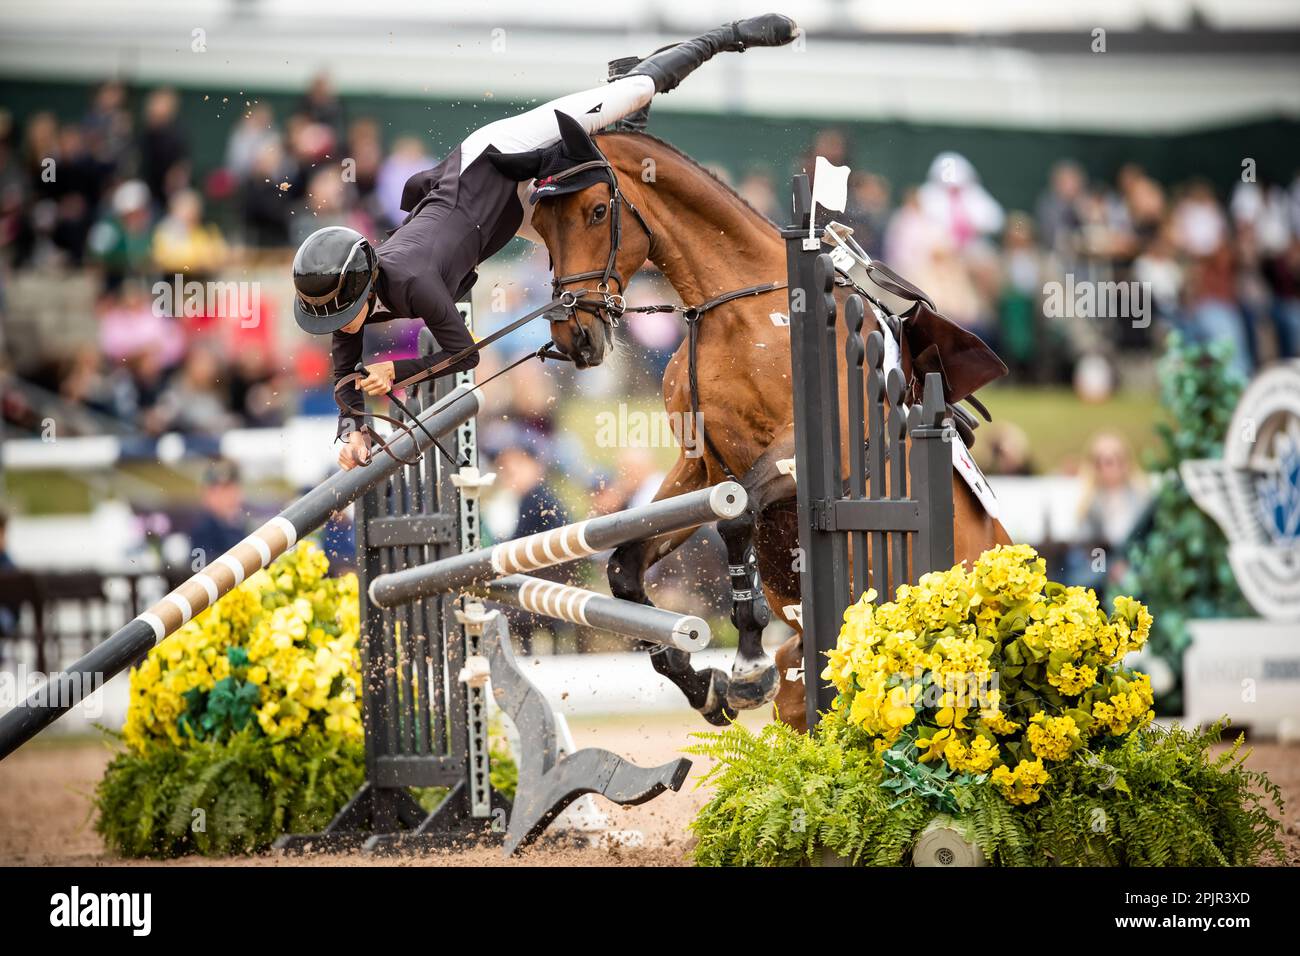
[823,222,1007,447]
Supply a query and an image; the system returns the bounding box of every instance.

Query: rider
[291,14,798,470]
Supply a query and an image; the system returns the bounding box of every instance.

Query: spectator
[1263,237,1300,358]
[487,444,569,651]
[1172,180,1228,259]
[82,80,133,175]
[592,448,665,514]
[48,124,101,263]
[998,213,1047,379]
[918,151,1004,251]
[292,165,373,245]
[799,128,850,174]
[152,188,227,277]
[1067,432,1151,586]
[299,72,344,133]
[842,172,892,259]
[151,345,239,436]
[1117,164,1166,249]
[374,135,433,230]
[1184,235,1251,380]
[87,179,154,289]
[982,422,1035,476]
[225,103,279,182]
[884,187,947,283]
[240,139,294,248]
[0,508,14,570]
[138,88,190,206]
[97,280,185,368]
[1132,224,1184,327]
[344,117,385,224]
[285,114,335,196]
[1232,179,1292,259]
[58,343,117,418]
[228,345,289,427]
[1035,160,1086,260]
[188,460,248,561]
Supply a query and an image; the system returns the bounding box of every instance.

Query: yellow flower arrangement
[122,542,363,753]
[823,544,1154,807]
[990,758,1052,805]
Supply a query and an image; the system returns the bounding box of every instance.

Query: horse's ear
[902,302,1008,404]
[486,146,545,182]
[555,110,600,160]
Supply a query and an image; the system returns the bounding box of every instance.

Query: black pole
[783,175,844,729]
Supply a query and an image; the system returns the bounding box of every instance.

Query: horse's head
[490,113,652,368]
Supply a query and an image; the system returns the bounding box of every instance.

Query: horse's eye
[590,204,607,225]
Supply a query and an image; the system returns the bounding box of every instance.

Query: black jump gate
[784,176,957,730]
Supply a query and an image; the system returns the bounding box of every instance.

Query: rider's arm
[389,272,480,383]
[331,325,368,441]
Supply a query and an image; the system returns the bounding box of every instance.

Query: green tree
[1118,334,1251,713]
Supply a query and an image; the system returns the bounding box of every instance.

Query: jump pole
[0,385,482,759]
[481,574,711,653]
[367,481,748,608]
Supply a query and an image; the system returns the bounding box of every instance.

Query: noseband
[545,155,654,328]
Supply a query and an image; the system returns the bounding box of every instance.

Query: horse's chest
[660,331,792,461]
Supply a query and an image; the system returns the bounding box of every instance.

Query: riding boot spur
[626,13,798,94]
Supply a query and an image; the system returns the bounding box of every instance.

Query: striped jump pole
[368,481,747,609]
[481,574,710,653]
[0,385,482,759]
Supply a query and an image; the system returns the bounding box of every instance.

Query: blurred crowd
[739,129,1300,385]
[2,78,1297,606]
[2,80,1298,443]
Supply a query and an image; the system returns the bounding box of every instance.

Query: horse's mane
[594,130,780,231]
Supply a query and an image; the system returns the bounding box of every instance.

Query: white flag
[811,156,851,213]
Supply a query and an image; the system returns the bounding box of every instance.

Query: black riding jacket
[333,146,524,439]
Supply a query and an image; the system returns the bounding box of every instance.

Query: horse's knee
[608,542,647,603]
[716,509,756,550]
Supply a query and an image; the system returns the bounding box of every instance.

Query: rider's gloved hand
[338,430,373,471]
[358,361,396,396]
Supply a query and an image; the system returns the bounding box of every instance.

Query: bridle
[335,141,787,478]
[540,143,789,480]
[543,157,654,328]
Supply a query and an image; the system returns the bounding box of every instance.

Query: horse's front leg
[607,454,739,725]
[716,428,798,711]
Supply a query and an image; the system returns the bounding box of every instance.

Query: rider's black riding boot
[627,13,798,94]
[607,56,651,132]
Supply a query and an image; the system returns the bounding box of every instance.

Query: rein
[334,144,791,476]
[544,147,789,481]
[333,292,573,465]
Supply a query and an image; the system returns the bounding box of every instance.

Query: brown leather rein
[336,144,789,473]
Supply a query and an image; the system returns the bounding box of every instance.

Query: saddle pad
[868,305,1001,521]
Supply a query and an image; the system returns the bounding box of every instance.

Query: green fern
[688,719,1284,867]
[94,728,366,858]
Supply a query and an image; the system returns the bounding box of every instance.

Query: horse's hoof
[725,664,780,711]
[698,669,739,726]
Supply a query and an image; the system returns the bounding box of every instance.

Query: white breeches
[459,75,656,242]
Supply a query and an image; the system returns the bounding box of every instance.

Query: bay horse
[491,115,1011,730]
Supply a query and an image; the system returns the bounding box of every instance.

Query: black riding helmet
[292,226,378,334]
